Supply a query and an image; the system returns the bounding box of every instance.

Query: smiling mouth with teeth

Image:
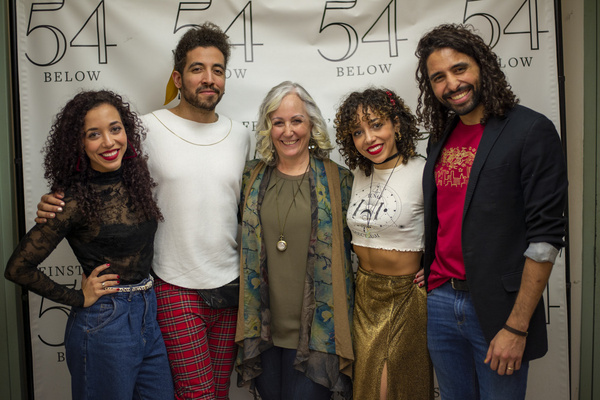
[368,144,383,153]
[100,149,120,159]
[451,91,468,100]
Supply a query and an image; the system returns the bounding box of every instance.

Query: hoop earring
[124,140,138,159]
[75,156,82,172]
[395,130,402,141]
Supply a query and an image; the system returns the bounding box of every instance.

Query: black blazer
[422,105,568,361]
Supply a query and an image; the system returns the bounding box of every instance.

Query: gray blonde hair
[255,81,333,165]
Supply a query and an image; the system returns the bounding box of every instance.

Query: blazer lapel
[463,115,509,216]
[424,121,455,203]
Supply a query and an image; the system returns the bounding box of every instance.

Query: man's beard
[181,84,223,111]
[442,83,481,116]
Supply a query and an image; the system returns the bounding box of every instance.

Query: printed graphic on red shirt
[428,121,484,291]
[435,146,477,188]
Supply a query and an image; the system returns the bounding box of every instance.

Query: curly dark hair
[415,23,518,142]
[335,88,421,176]
[174,22,231,74]
[43,90,162,222]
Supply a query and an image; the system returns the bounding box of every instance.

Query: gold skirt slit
[352,266,434,400]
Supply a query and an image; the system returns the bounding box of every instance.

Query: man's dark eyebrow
[187,61,225,70]
[429,71,442,81]
[187,61,205,70]
[452,62,470,70]
[428,62,470,81]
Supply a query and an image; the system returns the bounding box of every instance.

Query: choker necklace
[365,155,401,238]
[275,163,310,251]
[373,151,400,165]
[151,112,232,146]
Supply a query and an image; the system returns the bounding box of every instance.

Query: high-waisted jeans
[65,278,173,400]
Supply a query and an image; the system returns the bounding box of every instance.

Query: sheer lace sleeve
[4,197,85,307]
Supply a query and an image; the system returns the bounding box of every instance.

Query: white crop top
[347,157,425,251]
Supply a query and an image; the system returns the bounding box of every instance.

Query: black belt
[450,278,469,292]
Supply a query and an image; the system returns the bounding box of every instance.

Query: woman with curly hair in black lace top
[5,90,173,400]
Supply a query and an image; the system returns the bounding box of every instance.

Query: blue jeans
[65,280,173,400]
[427,282,529,400]
[254,346,332,400]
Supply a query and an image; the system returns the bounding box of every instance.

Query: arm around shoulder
[35,191,66,223]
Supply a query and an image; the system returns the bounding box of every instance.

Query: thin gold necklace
[151,112,232,146]
[274,163,310,252]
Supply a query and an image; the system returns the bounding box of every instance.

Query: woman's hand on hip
[81,264,120,307]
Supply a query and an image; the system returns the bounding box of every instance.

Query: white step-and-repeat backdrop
[13,0,568,398]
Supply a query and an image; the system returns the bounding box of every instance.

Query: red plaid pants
[154,277,237,400]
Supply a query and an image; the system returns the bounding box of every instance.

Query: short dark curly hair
[415,23,518,142]
[174,22,231,74]
[335,88,421,176]
[43,90,162,222]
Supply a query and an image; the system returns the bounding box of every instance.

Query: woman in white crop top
[335,88,433,400]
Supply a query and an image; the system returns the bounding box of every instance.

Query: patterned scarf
[235,157,354,396]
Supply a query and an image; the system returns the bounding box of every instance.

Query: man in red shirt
[415,24,568,400]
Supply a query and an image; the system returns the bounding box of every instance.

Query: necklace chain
[151,112,232,146]
[274,162,310,252]
[365,156,401,237]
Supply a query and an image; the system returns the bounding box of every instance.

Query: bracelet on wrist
[503,323,528,337]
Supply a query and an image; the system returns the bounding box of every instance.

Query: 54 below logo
[43,70,101,82]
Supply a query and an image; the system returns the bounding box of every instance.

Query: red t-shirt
[428,121,484,291]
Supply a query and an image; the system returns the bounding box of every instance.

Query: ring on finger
[507,366,514,371]
[101,282,106,288]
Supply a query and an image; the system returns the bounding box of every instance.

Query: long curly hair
[255,81,333,166]
[415,23,518,142]
[43,90,162,222]
[174,22,231,73]
[335,88,420,176]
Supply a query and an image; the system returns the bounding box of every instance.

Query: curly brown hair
[174,22,231,74]
[335,88,420,176]
[43,90,162,222]
[415,23,518,142]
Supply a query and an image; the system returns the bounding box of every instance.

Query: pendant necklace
[275,163,310,252]
[364,155,401,238]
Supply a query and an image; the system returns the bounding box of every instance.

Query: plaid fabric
[154,277,237,400]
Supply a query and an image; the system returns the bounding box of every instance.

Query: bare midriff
[353,245,422,276]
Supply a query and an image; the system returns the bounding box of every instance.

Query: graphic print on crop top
[347,158,425,251]
[349,180,402,239]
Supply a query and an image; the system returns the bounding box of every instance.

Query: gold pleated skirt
[353,266,434,400]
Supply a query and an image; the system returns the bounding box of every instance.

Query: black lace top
[4,168,157,307]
